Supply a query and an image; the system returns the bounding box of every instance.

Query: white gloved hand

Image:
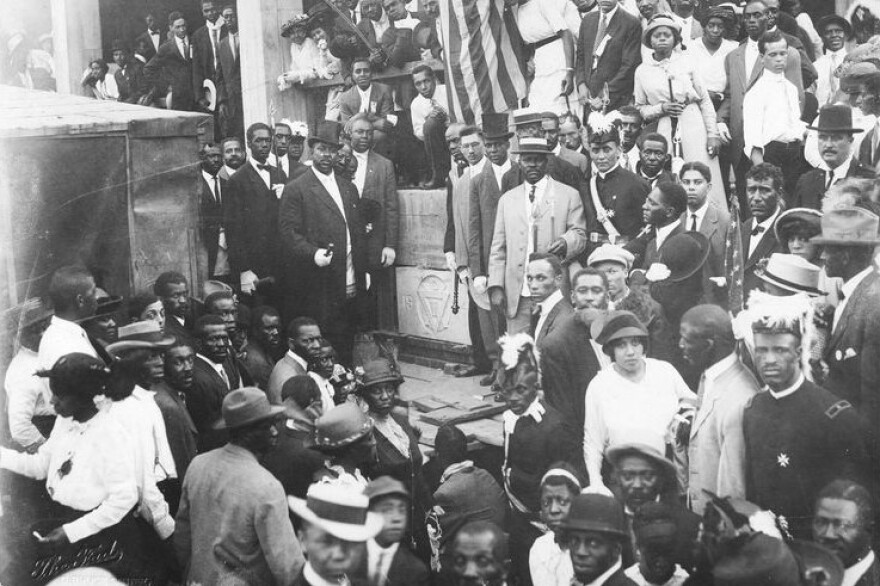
[473,276,488,294]
[314,249,333,267]
[445,251,457,273]
[240,270,259,294]
[381,247,397,267]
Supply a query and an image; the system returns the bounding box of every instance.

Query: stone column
[51,0,102,95]
[238,0,310,130]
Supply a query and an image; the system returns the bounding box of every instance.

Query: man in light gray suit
[266,317,322,404]
[718,0,803,205]
[679,305,760,514]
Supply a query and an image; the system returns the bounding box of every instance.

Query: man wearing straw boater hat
[289,482,384,585]
[793,104,873,210]
[175,387,303,584]
[815,206,880,457]
[488,136,587,335]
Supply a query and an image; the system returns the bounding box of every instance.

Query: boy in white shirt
[743,29,806,199]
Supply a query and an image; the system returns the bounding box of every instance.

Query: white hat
[288,482,384,542]
[587,244,635,270]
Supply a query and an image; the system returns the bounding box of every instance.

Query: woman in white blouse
[529,463,581,586]
[633,14,726,209]
[583,311,696,494]
[0,353,139,581]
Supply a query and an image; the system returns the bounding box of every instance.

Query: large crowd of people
[5,0,880,585]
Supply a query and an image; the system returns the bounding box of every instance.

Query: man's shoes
[453,364,491,378]
[479,369,496,387]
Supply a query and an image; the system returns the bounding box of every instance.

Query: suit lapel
[310,171,347,221]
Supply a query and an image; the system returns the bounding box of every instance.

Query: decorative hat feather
[587,110,622,136]
[498,332,540,374]
[278,118,309,137]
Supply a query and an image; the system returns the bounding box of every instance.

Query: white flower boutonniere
[645,263,671,282]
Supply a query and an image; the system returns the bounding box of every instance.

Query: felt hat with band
[642,14,682,48]
[288,483,384,542]
[364,475,410,502]
[558,494,627,538]
[361,358,403,388]
[593,311,649,347]
[806,104,864,134]
[756,253,825,297]
[214,387,286,430]
[314,402,374,449]
[482,112,513,140]
[308,120,343,149]
[512,107,543,127]
[105,320,175,355]
[810,206,880,246]
[587,244,635,270]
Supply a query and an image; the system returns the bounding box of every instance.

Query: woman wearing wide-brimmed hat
[583,311,696,495]
[773,207,843,305]
[634,14,726,209]
[313,402,377,489]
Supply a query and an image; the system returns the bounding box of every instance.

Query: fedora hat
[606,441,677,486]
[643,14,682,48]
[482,112,513,140]
[592,310,649,347]
[774,207,822,243]
[105,320,175,356]
[756,254,825,296]
[361,358,403,388]
[816,14,852,38]
[657,232,710,282]
[91,295,123,319]
[308,120,343,149]
[511,137,551,155]
[288,482,383,542]
[810,206,880,246]
[806,104,864,134]
[213,387,285,430]
[10,298,53,330]
[788,540,844,586]
[314,402,374,449]
[558,494,627,538]
[713,534,801,586]
[365,475,410,503]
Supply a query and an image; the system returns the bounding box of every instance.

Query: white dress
[516,0,581,114]
[530,532,574,586]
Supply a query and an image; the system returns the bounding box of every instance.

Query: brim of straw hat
[105,334,176,356]
[288,496,384,542]
[755,267,825,297]
[606,442,677,483]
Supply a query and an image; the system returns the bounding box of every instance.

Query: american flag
[438,0,528,125]
[725,194,745,315]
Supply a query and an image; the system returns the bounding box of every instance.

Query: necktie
[372,552,387,586]
[211,28,220,69]
[622,151,630,170]
[826,170,835,190]
[231,33,238,60]
[690,213,698,232]
[182,41,189,60]
[829,53,839,100]
[593,13,607,52]
[213,175,221,203]
[528,184,536,204]
[751,224,765,236]
[530,304,543,337]
[219,366,230,389]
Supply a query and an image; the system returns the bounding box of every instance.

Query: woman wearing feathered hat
[633,14,726,208]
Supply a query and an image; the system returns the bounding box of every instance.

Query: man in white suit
[488,138,587,335]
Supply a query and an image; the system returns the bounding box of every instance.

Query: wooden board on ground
[419,404,507,427]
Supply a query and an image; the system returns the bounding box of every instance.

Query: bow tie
[257,163,272,172]
[751,224,766,236]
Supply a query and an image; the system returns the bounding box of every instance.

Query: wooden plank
[419,404,506,426]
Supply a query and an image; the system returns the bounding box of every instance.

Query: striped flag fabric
[725,194,745,316]
[438,0,528,125]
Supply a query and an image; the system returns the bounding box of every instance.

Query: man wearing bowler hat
[793,104,874,210]
[558,494,639,586]
[175,387,304,585]
[488,136,587,335]
[279,120,368,366]
[814,14,852,106]
[816,207,880,458]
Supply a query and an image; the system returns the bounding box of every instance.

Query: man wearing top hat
[176,387,304,584]
[817,207,880,456]
[793,104,874,210]
[289,482,384,585]
[279,120,368,366]
[558,494,639,586]
[584,119,651,250]
[488,137,587,335]
[742,290,870,538]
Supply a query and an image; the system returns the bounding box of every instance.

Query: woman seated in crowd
[583,311,696,494]
[81,58,118,100]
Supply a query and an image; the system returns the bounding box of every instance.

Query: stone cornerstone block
[396,266,470,345]
[396,189,447,270]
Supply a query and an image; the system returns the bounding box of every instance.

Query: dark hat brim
[755,268,825,297]
[805,124,863,133]
[773,208,822,242]
[810,235,880,246]
[558,520,628,538]
[817,14,853,37]
[485,131,514,140]
[662,232,711,282]
[362,374,403,388]
[212,405,286,430]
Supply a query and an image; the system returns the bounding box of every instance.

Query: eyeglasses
[812,517,860,534]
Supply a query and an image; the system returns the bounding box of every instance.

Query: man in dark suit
[817,207,880,459]
[584,125,651,249]
[625,182,688,270]
[270,121,301,181]
[191,0,227,114]
[430,423,507,552]
[359,477,430,586]
[278,121,368,366]
[154,271,196,344]
[794,104,874,210]
[635,133,676,189]
[740,163,784,299]
[680,161,729,285]
[241,306,284,390]
[188,315,247,452]
[338,58,395,123]
[539,267,607,478]
[575,0,642,112]
[216,4,243,140]
[527,254,573,345]
[225,122,286,305]
[744,294,870,538]
[143,11,197,111]
[498,335,579,585]
[718,0,804,203]
[558,494,639,586]
[812,480,880,586]
[134,13,162,63]
[198,143,230,283]
[111,40,147,104]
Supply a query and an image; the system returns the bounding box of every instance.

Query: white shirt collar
[525,175,550,201]
[223,164,238,176]
[313,167,338,187]
[470,157,487,176]
[286,349,308,370]
[655,222,678,249]
[828,47,847,59]
[842,266,874,300]
[503,398,545,435]
[49,315,89,338]
[600,3,619,21]
[705,352,739,382]
[206,16,225,31]
[249,156,271,174]
[824,155,854,177]
[552,143,562,155]
[843,550,875,586]
[584,559,623,586]
[536,289,564,314]
[354,149,369,162]
[493,158,511,174]
[767,372,805,399]
[754,206,782,232]
[689,198,710,222]
[367,539,400,577]
[303,562,347,586]
[597,163,620,179]
[149,29,160,37]
[358,84,373,101]
[202,169,218,184]
[196,352,225,371]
